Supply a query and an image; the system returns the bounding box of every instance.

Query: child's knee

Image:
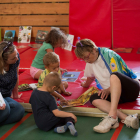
[56,88,61,94]
[63,81,68,89]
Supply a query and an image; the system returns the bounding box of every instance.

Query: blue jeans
[0,97,25,125]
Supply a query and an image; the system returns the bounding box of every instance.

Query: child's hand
[60,97,68,104]
[70,113,77,123]
[63,91,72,96]
[81,81,89,88]
[60,68,67,74]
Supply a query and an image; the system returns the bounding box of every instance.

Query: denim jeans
[0,97,25,125]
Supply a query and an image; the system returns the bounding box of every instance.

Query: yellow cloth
[37,69,61,88]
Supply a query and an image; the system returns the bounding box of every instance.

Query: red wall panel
[69,0,112,47]
[113,0,140,48]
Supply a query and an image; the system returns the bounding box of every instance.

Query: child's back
[29,89,60,131]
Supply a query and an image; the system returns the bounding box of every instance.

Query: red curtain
[69,0,112,48]
[113,0,140,48]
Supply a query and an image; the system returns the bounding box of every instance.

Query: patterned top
[0,53,20,97]
[98,47,137,78]
[37,69,61,88]
[93,48,137,88]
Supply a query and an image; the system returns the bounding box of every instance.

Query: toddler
[38,52,72,101]
[29,72,77,136]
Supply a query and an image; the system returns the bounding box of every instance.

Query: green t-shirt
[31,42,54,69]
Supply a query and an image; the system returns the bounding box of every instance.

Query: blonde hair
[44,29,68,48]
[74,39,98,58]
[43,72,61,87]
[43,52,60,66]
[0,42,16,75]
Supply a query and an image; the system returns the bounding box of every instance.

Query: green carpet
[0,113,140,140]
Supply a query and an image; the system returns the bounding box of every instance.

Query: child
[74,38,139,133]
[29,72,78,136]
[37,52,71,101]
[30,28,68,79]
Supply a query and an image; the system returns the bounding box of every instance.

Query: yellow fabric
[37,69,61,88]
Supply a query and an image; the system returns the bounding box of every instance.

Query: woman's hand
[98,88,110,99]
[0,104,6,110]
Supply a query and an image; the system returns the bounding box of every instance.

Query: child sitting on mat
[29,72,78,136]
[74,38,140,133]
[37,52,71,101]
[30,29,68,79]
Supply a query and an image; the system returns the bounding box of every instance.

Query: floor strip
[0,113,32,140]
[110,122,124,140]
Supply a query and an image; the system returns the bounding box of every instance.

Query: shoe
[122,114,139,129]
[93,116,119,133]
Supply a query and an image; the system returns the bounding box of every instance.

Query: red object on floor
[15,69,140,110]
[66,59,86,71]
[16,41,140,111]
[18,47,77,73]
[19,47,37,71]
[15,70,38,103]
[14,42,32,54]
[55,47,77,68]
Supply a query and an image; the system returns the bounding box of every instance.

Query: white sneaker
[122,114,139,129]
[93,116,119,133]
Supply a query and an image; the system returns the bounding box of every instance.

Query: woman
[0,41,25,125]
[74,38,140,133]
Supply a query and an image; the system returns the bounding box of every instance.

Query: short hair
[43,52,60,66]
[74,39,98,58]
[43,72,61,87]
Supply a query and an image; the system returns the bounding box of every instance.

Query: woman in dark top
[0,41,25,125]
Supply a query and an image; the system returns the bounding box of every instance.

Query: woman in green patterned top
[74,38,140,133]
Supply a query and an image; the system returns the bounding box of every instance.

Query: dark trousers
[90,72,140,104]
[54,117,75,128]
